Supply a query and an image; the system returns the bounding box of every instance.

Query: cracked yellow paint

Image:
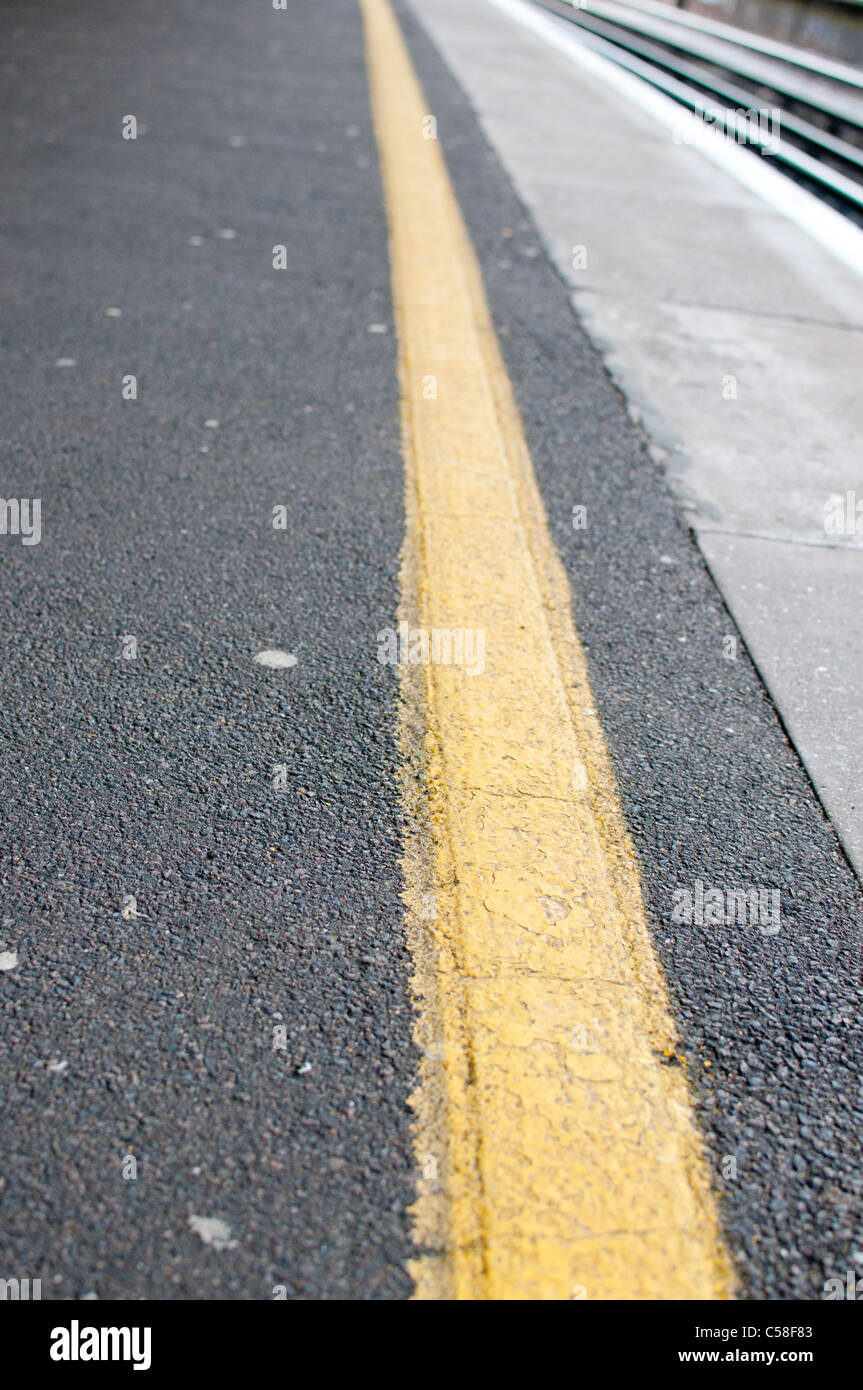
[361,0,734,1300]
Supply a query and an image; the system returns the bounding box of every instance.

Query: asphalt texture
[0,0,414,1299]
[1,0,861,1303]
[397,0,863,1300]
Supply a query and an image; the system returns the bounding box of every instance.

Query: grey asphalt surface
[1,0,861,1303]
[397,0,863,1300]
[0,0,414,1299]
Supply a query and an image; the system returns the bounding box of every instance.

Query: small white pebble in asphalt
[188,235,203,246]
[104,307,122,317]
[55,357,76,367]
[188,1215,238,1251]
[297,1061,313,1075]
[367,323,387,334]
[215,228,236,239]
[203,419,219,429]
[253,650,297,669]
[47,1059,68,1074]
[0,950,18,971]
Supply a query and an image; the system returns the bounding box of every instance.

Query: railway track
[528,0,863,222]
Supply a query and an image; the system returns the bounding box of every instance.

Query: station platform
[415,0,863,879]
[0,0,861,1309]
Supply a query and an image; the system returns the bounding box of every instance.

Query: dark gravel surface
[0,0,415,1300]
[397,0,863,1301]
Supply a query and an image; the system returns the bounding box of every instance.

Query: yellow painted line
[361,0,734,1301]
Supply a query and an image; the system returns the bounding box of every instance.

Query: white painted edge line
[486,0,863,278]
